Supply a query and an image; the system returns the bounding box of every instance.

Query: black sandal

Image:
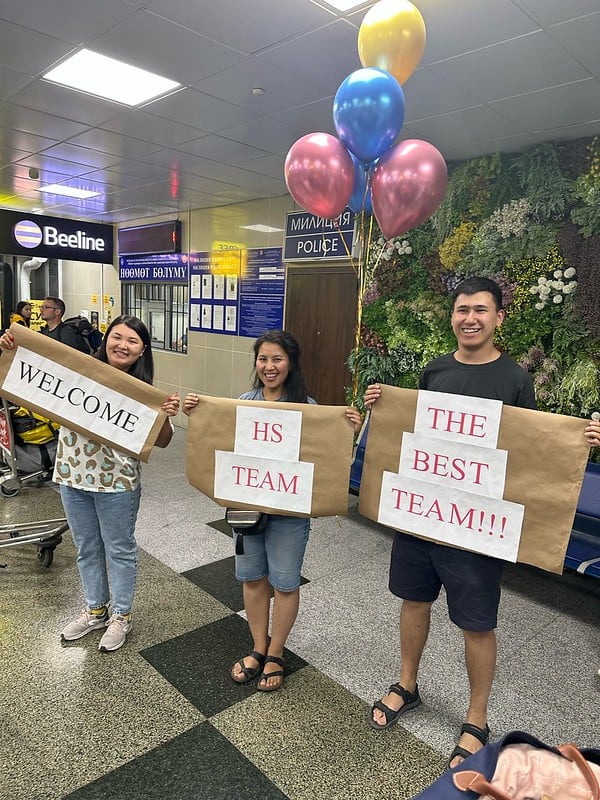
[230,650,267,684]
[256,655,285,692]
[368,683,421,730]
[448,722,490,769]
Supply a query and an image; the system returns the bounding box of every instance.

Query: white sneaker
[98,613,132,652]
[61,608,109,641]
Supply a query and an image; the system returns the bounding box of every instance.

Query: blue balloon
[348,153,373,215]
[333,68,405,164]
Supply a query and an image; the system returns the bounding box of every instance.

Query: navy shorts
[388,532,504,632]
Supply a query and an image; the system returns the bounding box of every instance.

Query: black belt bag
[225,508,269,555]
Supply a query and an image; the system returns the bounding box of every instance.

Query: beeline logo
[14,219,43,248]
[13,219,105,252]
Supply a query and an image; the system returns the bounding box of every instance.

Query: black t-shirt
[41,321,87,353]
[419,352,537,409]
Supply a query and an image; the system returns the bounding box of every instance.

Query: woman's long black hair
[251,330,310,403]
[15,301,31,326]
[96,315,154,385]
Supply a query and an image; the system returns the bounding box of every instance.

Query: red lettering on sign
[426,406,488,438]
[231,465,299,494]
[411,449,490,486]
[252,421,283,443]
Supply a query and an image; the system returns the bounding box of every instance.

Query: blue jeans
[60,485,141,615]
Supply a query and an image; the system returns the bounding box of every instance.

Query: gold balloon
[358,0,426,86]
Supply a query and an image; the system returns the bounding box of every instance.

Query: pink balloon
[371,139,448,238]
[284,133,354,219]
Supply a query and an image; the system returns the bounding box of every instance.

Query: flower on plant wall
[479,198,532,238]
[438,221,476,271]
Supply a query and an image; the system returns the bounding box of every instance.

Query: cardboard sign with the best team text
[186,394,355,517]
[359,385,590,574]
[0,324,169,461]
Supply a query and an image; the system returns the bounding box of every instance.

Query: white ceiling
[0,0,599,224]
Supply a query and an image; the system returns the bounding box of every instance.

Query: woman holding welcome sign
[184,330,361,691]
[1,316,180,652]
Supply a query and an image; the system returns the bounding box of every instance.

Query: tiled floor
[1,428,598,800]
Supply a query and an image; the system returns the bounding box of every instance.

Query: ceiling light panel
[43,49,180,106]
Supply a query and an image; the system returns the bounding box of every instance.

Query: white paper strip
[215,451,313,513]
[399,432,508,498]
[378,473,524,562]
[2,346,158,454]
[415,390,503,448]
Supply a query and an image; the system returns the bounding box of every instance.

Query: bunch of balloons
[284,0,448,239]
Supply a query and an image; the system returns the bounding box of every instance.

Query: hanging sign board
[0,209,113,264]
[284,209,355,261]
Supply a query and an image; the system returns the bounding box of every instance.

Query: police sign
[284,209,355,261]
[0,209,114,264]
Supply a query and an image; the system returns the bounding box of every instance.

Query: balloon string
[351,210,376,406]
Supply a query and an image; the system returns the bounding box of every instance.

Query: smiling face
[255,342,290,400]
[451,290,504,361]
[105,322,145,371]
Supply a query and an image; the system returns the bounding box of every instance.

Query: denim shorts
[388,531,504,632]
[234,514,310,591]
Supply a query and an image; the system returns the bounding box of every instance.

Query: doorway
[284,263,358,406]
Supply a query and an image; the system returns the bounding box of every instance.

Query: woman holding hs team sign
[184,329,362,691]
[0,316,179,652]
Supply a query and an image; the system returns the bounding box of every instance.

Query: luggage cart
[0,398,56,496]
[0,518,68,568]
[0,398,67,567]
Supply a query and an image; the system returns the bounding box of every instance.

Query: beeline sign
[1,209,113,264]
[43,225,105,252]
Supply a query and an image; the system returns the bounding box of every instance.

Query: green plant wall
[350,136,600,458]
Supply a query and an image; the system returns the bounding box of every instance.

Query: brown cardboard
[0,324,169,461]
[358,384,590,573]
[186,394,355,517]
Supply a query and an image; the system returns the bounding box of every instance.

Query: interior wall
[61,195,297,429]
[61,260,121,326]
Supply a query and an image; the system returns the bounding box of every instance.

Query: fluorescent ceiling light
[240,224,284,233]
[38,184,101,199]
[320,0,366,10]
[43,49,180,106]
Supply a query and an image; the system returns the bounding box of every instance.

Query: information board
[189,248,284,338]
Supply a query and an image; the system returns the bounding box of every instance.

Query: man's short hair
[451,277,503,311]
[45,296,65,316]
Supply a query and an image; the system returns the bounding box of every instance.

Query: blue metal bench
[349,415,600,579]
[564,461,600,578]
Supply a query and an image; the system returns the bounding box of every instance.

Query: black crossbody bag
[225,509,269,555]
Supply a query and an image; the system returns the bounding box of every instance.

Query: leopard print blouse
[53,427,141,492]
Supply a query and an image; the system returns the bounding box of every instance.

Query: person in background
[10,301,32,327]
[4,315,179,652]
[39,296,86,351]
[184,329,361,690]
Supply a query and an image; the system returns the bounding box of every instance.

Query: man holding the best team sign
[363,277,600,769]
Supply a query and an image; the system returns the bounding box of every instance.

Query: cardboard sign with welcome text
[359,385,590,574]
[186,395,355,517]
[0,324,169,461]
